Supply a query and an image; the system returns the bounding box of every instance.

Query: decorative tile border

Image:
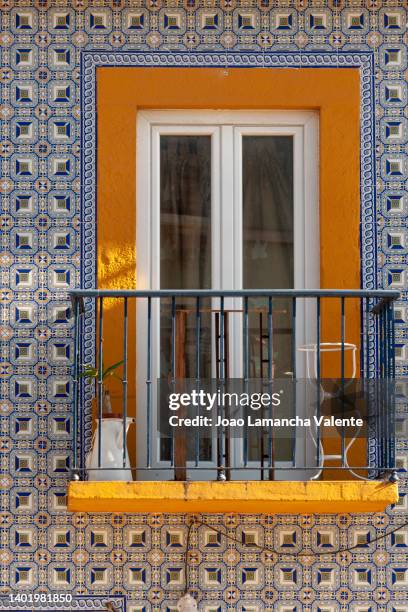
[81,50,377,450]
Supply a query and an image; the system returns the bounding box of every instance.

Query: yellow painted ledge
[67,481,398,514]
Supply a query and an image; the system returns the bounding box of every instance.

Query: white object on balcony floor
[85,417,134,481]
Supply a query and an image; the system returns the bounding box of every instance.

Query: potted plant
[80,360,124,415]
[80,360,134,481]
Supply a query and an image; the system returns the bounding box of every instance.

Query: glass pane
[160,135,212,291]
[159,135,212,462]
[243,135,293,290]
[242,135,294,463]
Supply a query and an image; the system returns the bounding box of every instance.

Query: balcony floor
[68,480,398,514]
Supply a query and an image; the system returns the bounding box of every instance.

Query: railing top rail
[70,288,400,300]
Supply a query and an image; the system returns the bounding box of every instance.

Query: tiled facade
[0,1,407,610]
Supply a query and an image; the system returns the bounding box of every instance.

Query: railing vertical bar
[378,306,384,470]
[243,297,249,381]
[382,302,385,378]
[384,306,387,377]
[341,296,345,467]
[97,297,104,469]
[243,296,249,467]
[292,297,297,468]
[374,350,381,478]
[359,297,365,378]
[195,297,201,380]
[374,301,382,477]
[388,302,393,379]
[379,306,384,379]
[316,296,321,468]
[218,297,225,478]
[388,303,392,378]
[382,305,386,379]
[171,297,176,383]
[147,297,152,469]
[378,304,382,378]
[391,301,396,379]
[365,297,370,379]
[122,297,128,468]
[384,304,390,468]
[388,303,391,380]
[78,301,83,474]
[72,297,80,474]
[268,297,273,477]
[382,305,387,470]
[386,302,391,379]
[389,302,393,468]
[384,304,388,378]
[171,296,176,468]
[387,302,392,468]
[195,296,200,468]
[220,297,225,381]
[267,298,273,381]
[389,301,396,470]
[291,297,297,379]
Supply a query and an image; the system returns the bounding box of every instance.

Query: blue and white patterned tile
[0,2,407,607]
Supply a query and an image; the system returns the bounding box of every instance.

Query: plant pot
[85,417,134,481]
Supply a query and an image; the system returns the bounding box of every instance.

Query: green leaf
[79,367,98,379]
[103,360,124,379]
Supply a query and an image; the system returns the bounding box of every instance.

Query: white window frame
[136,110,319,480]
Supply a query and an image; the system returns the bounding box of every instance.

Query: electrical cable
[179,515,408,608]
[186,515,408,558]
[184,519,194,587]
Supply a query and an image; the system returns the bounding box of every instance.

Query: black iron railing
[70,289,400,482]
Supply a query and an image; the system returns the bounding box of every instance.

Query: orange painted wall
[97,67,360,291]
[96,67,362,478]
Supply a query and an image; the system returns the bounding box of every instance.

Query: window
[136,110,319,479]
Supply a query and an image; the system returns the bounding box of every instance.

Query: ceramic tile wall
[0,2,407,610]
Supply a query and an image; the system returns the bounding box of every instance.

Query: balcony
[67,289,400,514]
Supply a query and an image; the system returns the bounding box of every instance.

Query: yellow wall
[96,67,362,477]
